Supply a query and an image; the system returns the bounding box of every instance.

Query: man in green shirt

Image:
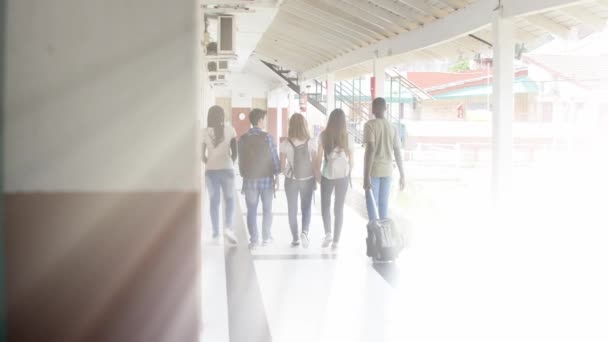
[363,97,405,221]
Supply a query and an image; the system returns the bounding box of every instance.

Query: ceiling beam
[561,5,607,31]
[280,11,373,48]
[396,0,450,18]
[284,1,387,41]
[202,0,279,7]
[264,26,353,55]
[302,0,396,38]
[276,12,368,46]
[280,6,378,44]
[524,14,571,39]
[270,18,361,50]
[472,25,541,44]
[262,32,338,60]
[331,0,414,32]
[303,0,496,79]
[369,0,434,25]
[302,0,584,79]
[263,31,341,55]
[437,0,468,9]
[504,0,587,17]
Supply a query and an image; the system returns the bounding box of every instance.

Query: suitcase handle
[366,189,380,221]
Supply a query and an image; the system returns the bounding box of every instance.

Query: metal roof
[253,0,608,79]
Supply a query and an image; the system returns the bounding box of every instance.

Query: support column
[373,57,386,99]
[326,73,336,115]
[492,7,515,204]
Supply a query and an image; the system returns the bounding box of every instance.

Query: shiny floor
[201,177,608,342]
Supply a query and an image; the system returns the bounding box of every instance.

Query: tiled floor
[201,176,608,342]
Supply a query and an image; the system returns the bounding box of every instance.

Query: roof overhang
[301,0,592,79]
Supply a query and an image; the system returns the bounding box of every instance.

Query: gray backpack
[289,139,313,180]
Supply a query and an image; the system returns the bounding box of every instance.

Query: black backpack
[239,132,273,179]
[289,139,313,180]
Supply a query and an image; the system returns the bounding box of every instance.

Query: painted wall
[216,97,232,124]
[4,1,199,192]
[267,108,279,140]
[2,1,200,341]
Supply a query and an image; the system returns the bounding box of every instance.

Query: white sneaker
[262,238,274,247]
[300,233,310,248]
[224,229,237,244]
[321,234,333,248]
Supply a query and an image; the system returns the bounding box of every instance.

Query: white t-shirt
[202,125,237,170]
[279,138,317,179]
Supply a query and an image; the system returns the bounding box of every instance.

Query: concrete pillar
[3,1,200,341]
[373,57,386,99]
[492,7,515,204]
[326,73,336,115]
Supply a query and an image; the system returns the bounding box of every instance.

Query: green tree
[449,59,470,72]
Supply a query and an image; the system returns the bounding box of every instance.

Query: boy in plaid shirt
[238,109,280,249]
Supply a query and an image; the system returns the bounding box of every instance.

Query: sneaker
[262,238,274,247]
[224,229,237,244]
[212,233,221,245]
[300,232,310,248]
[321,234,333,248]
[248,241,260,250]
[331,242,339,250]
[291,240,301,247]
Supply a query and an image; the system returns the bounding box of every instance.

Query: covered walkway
[2,1,607,342]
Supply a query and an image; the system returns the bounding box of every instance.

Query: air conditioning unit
[217,15,235,54]
[217,60,229,71]
[207,60,229,73]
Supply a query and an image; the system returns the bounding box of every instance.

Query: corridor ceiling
[253,0,608,80]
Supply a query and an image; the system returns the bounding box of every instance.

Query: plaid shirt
[239,127,280,191]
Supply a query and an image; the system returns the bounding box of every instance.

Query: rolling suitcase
[365,190,405,262]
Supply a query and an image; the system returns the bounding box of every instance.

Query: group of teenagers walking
[202,97,405,251]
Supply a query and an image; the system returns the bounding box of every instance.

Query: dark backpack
[289,139,313,180]
[239,132,273,179]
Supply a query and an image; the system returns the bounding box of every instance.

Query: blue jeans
[366,176,391,221]
[206,169,235,236]
[284,177,315,241]
[244,187,273,243]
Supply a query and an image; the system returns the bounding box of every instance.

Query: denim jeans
[366,176,391,221]
[320,177,349,243]
[205,169,235,236]
[284,177,315,241]
[244,187,273,243]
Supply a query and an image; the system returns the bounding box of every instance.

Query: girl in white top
[279,113,317,248]
[202,105,238,244]
[314,108,354,249]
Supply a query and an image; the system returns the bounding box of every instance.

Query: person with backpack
[238,108,280,250]
[202,105,238,244]
[280,113,317,248]
[315,109,353,249]
[363,97,405,222]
